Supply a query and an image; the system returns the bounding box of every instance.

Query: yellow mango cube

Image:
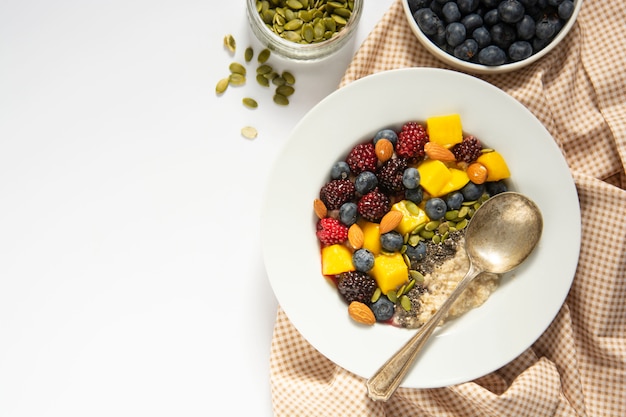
[391,200,429,235]
[321,244,354,276]
[417,159,452,197]
[426,114,463,147]
[358,220,381,256]
[477,151,510,181]
[438,168,470,196]
[370,252,409,295]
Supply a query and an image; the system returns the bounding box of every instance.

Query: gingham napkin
[270,1,626,415]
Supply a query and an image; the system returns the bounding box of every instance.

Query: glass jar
[246,0,363,61]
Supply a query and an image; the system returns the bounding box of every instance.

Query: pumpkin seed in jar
[242,97,258,109]
[283,18,303,31]
[286,0,304,9]
[257,48,271,64]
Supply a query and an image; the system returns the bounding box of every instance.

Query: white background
[0,1,395,416]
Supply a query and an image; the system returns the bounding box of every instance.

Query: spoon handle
[366,263,482,401]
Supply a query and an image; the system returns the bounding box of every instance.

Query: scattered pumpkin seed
[405,279,416,293]
[256,74,270,87]
[256,64,273,74]
[258,48,271,64]
[228,73,246,86]
[242,97,258,109]
[229,62,247,76]
[273,93,289,106]
[241,126,258,139]
[282,71,296,84]
[386,290,398,303]
[276,85,295,96]
[223,34,236,53]
[272,76,286,86]
[215,77,229,94]
[245,46,254,62]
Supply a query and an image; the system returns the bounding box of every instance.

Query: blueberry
[354,171,378,194]
[380,231,404,252]
[461,181,486,201]
[508,40,533,61]
[352,248,375,272]
[498,0,525,23]
[535,16,556,40]
[446,22,466,47]
[424,197,447,220]
[483,9,499,27]
[442,2,461,22]
[454,39,479,61]
[373,129,398,146]
[404,241,427,265]
[370,296,395,322]
[445,191,464,210]
[558,0,575,20]
[461,13,484,33]
[478,45,507,65]
[339,202,358,226]
[516,15,536,40]
[518,0,538,7]
[548,0,564,6]
[407,0,430,13]
[472,26,491,48]
[486,180,508,196]
[490,23,516,49]
[331,161,350,180]
[402,167,420,189]
[481,0,501,8]
[405,186,424,204]
[414,8,442,36]
[457,0,479,14]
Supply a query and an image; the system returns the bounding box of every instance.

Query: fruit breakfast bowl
[261,68,580,388]
[402,0,582,74]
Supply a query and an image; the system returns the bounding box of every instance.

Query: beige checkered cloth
[269,0,626,415]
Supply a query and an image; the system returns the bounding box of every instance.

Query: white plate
[261,68,580,388]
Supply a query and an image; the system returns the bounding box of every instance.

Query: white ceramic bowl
[261,68,580,388]
[402,0,582,74]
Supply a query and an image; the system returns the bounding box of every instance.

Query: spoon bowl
[366,192,543,401]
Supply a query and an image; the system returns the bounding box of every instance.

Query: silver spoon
[366,191,543,401]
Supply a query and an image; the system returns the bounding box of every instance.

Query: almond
[425,141,456,162]
[467,162,488,184]
[313,198,327,219]
[348,301,376,325]
[348,223,364,249]
[375,138,394,163]
[379,210,403,234]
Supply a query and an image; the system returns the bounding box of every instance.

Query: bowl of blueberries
[402,0,581,74]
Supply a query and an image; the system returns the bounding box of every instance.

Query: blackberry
[316,217,349,246]
[377,157,408,194]
[337,271,377,304]
[357,189,390,222]
[452,135,482,163]
[319,179,355,210]
[346,143,377,175]
[396,122,428,161]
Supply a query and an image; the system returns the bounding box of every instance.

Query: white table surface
[0,1,395,415]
